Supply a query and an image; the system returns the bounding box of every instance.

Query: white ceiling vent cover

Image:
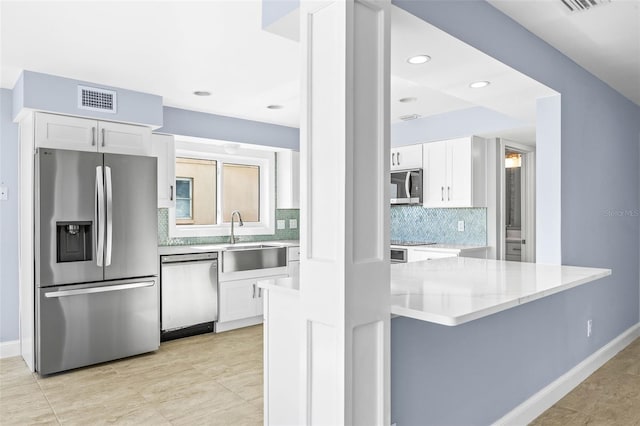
[560,0,611,13]
[77,85,117,113]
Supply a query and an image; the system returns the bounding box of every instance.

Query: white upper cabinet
[390,144,422,171]
[98,120,151,155]
[151,133,176,208]
[276,150,300,209]
[35,112,151,156]
[423,136,487,208]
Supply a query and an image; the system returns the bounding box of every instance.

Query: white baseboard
[494,323,640,426]
[0,340,21,359]
[216,316,263,333]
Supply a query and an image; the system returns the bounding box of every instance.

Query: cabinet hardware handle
[91,127,96,146]
[258,287,263,298]
[101,128,106,147]
[513,248,521,251]
[170,185,174,201]
[447,186,451,201]
[252,283,256,298]
[392,152,395,166]
[441,186,444,201]
[397,152,400,165]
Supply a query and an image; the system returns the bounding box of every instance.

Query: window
[169,139,275,238]
[222,163,260,222]
[175,158,217,225]
[175,177,193,222]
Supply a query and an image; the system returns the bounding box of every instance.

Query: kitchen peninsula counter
[260,257,611,326]
[390,257,611,325]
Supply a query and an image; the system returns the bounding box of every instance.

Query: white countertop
[259,257,611,327]
[158,240,300,255]
[390,257,611,326]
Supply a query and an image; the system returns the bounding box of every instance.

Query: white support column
[299,1,390,425]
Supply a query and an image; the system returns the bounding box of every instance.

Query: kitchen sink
[222,245,287,272]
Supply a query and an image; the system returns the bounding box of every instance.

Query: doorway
[500,141,535,262]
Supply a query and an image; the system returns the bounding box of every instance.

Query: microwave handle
[405,172,411,199]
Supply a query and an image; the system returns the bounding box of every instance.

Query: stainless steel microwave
[390,169,423,205]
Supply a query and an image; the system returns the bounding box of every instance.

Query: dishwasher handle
[161,253,218,263]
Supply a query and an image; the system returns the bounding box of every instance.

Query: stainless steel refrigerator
[35,148,159,375]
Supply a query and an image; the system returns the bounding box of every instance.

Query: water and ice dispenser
[56,221,92,262]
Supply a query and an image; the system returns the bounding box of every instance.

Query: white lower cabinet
[219,278,263,323]
[217,269,287,332]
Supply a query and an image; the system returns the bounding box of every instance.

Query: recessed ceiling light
[399,97,418,103]
[267,104,284,110]
[407,55,431,65]
[469,81,490,89]
[193,91,211,96]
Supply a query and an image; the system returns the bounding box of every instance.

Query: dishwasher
[160,252,218,341]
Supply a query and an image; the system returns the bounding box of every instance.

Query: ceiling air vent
[77,85,117,113]
[560,0,611,13]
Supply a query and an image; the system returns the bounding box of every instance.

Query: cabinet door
[35,112,98,152]
[391,144,423,171]
[276,151,300,209]
[151,134,176,208]
[422,141,447,207]
[218,279,260,322]
[446,138,472,207]
[98,121,152,156]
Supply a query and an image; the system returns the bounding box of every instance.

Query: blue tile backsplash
[158,208,299,246]
[391,206,487,245]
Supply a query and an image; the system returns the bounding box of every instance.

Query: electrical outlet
[0,185,7,201]
[587,319,592,337]
[289,219,298,229]
[457,220,465,232]
[277,219,285,230]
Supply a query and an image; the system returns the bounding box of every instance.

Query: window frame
[169,139,276,238]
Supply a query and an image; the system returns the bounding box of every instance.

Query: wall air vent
[399,114,421,121]
[560,0,611,13]
[77,85,117,113]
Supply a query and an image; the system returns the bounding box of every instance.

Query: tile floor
[1,329,638,425]
[531,337,640,425]
[0,325,263,425]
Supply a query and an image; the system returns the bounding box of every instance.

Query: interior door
[104,153,158,281]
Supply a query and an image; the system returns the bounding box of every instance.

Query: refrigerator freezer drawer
[36,278,159,375]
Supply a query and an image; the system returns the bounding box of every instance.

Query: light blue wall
[390,1,640,425]
[159,106,299,150]
[13,70,163,127]
[0,89,19,342]
[391,106,526,147]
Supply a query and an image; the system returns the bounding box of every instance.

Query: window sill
[168,223,276,239]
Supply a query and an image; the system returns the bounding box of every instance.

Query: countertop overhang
[390,257,611,326]
[258,257,611,327]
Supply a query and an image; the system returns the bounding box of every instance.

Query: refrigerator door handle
[95,166,105,267]
[44,281,155,298]
[105,166,113,266]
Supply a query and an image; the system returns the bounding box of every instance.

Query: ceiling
[1,1,556,142]
[489,0,640,106]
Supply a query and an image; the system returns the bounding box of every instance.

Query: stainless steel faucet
[229,210,244,244]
